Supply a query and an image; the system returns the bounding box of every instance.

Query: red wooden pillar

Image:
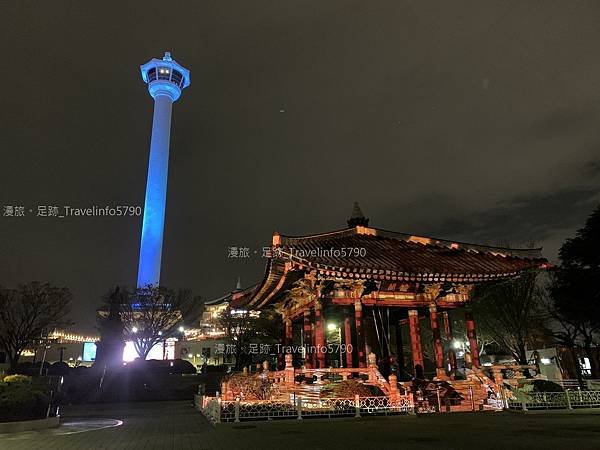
[465,311,480,367]
[315,299,326,368]
[343,310,353,368]
[278,318,292,370]
[442,311,457,372]
[354,300,366,368]
[408,309,424,378]
[429,304,445,378]
[303,308,313,368]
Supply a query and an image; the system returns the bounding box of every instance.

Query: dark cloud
[525,105,600,140]
[415,187,599,249]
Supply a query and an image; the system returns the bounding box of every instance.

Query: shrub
[48,361,70,376]
[2,374,32,384]
[170,359,196,375]
[532,380,564,393]
[0,380,50,422]
[320,379,380,398]
[224,373,279,400]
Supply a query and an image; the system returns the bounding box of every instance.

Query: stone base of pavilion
[199,357,542,423]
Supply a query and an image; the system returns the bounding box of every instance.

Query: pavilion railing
[549,379,600,391]
[201,393,414,424]
[508,390,600,411]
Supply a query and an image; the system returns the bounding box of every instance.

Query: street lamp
[132,326,138,333]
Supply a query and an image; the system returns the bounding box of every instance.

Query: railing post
[355,394,361,418]
[296,394,303,420]
[407,387,416,415]
[565,389,572,410]
[468,386,475,412]
[216,398,222,424]
[234,397,240,422]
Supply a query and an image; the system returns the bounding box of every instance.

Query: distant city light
[122,340,175,362]
[327,323,337,331]
[48,329,100,343]
[132,326,138,333]
[178,326,184,332]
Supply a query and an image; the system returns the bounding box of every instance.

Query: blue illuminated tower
[137,52,190,287]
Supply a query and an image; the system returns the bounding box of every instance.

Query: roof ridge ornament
[347,201,369,228]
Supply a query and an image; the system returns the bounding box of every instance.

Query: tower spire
[347,201,369,228]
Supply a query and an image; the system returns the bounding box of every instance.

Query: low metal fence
[508,390,600,411]
[201,394,414,424]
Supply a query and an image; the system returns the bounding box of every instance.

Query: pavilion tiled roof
[232,225,548,309]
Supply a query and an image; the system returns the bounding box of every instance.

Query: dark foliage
[550,205,600,377]
[0,376,51,422]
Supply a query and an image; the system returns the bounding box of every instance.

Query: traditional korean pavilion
[230,203,547,380]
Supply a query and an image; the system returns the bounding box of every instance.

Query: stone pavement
[1,401,600,450]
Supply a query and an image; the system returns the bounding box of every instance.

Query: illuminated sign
[82,342,97,362]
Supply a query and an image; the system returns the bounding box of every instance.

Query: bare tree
[540,290,584,386]
[470,271,548,364]
[449,313,498,360]
[0,282,72,371]
[219,307,281,371]
[120,285,200,360]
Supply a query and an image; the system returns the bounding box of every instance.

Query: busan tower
[137,52,190,287]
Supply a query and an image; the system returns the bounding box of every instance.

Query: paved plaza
[1,401,600,449]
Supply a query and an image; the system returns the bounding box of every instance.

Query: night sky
[2,1,600,332]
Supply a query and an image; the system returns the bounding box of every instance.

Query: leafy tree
[0,282,72,371]
[470,271,548,364]
[219,307,281,371]
[120,285,201,360]
[550,205,600,377]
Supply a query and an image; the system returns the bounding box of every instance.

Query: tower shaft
[137,94,173,287]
